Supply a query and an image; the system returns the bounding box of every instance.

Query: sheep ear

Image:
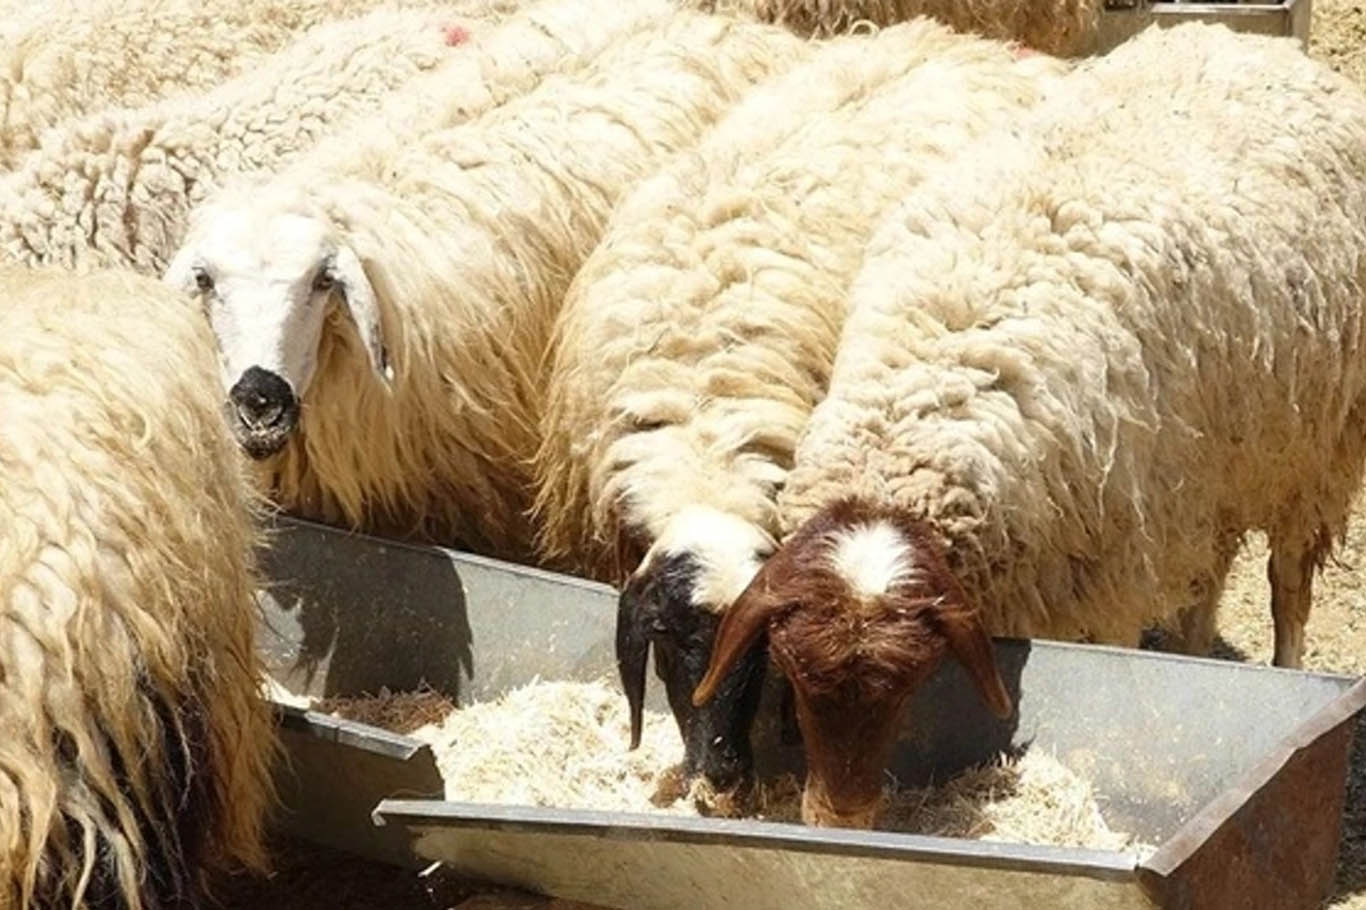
[936,592,1013,720]
[692,565,784,708]
[616,585,652,751]
[332,244,394,387]
[162,243,197,291]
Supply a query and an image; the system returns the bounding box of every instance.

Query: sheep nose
[229,367,295,430]
[697,739,749,792]
[800,785,882,830]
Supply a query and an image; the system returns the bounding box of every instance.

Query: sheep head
[692,497,1013,829]
[164,187,393,461]
[616,505,774,794]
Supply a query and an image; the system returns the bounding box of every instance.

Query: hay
[410,678,703,816]
[400,678,1152,854]
[315,685,457,735]
[260,676,457,735]
[263,676,1151,853]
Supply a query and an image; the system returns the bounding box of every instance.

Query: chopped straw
[315,684,456,735]
[265,675,1154,855]
[258,676,457,735]
[416,679,1152,853]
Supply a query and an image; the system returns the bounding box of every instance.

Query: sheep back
[0,267,274,910]
[0,0,524,171]
[689,0,1101,55]
[534,19,1068,582]
[0,5,493,276]
[780,23,1366,644]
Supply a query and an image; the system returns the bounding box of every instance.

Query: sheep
[0,5,482,275]
[687,0,1101,54]
[162,9,809,568]
[0,0,650,278]
[692,22,1366,828]
[265,0,678,203]
[0,0,526,171]
[0,266,274,910]
[531,19,1068,793]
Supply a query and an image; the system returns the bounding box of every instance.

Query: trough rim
[370,798,1144,881]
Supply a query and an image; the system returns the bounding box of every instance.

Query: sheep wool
[0,5,513,276]
[779,22,1366,665]
[689,0,1101,55]
[0,0,525,171]
[0,267,274,910]
[170,9,808,564]
[534,20,1068,590]
[0,0,666,278]
[283,0,678,196]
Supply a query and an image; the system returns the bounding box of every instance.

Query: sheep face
[692,498,1013,828]
[165,196,392,460]
[617,506,773,792]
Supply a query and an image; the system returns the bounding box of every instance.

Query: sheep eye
[313,270,335,293]
[193,268,213,292]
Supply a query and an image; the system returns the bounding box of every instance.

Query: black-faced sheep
[689,0,1101,54]
[163,8,808,565]
[533,19,1067,791]
[693,22,1366,828]
[0,267,275,909]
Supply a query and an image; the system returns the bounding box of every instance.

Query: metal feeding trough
[1092,0,1311,54]
[254,516,1365,910]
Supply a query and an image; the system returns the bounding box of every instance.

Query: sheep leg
[1268,544,1316,669]
[1170,601,1218,657]
[1163,533,1239,657]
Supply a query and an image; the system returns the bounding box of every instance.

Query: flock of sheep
[3,0,1365,906]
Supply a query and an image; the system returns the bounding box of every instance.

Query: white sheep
[163,9,807,566]
[691,22,1366,828]
[533,18,1067,791]
[0,5,486,274]
[0,266,275,910]
[689,0,1101,53]
[0,0,525,170]
[0,0,674,277]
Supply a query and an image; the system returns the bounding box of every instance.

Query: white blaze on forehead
[828,521,914,600]
[652,505,775,613]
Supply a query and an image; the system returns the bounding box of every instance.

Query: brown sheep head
[692,497,1013,828]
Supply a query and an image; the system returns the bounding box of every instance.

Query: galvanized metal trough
[255,516,1365,910]
[1093,0,1311,54]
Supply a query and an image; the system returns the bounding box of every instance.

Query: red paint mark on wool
[443,23,471,46]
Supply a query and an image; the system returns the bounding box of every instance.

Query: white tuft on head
[828,521,915,601]
[650,505,775,612]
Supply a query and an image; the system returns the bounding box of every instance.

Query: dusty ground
[1311,0,1366,89]
[1217,520,1366,910]
[221,4,1366,907]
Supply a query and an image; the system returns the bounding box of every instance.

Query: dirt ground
[218,4,1366,907]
